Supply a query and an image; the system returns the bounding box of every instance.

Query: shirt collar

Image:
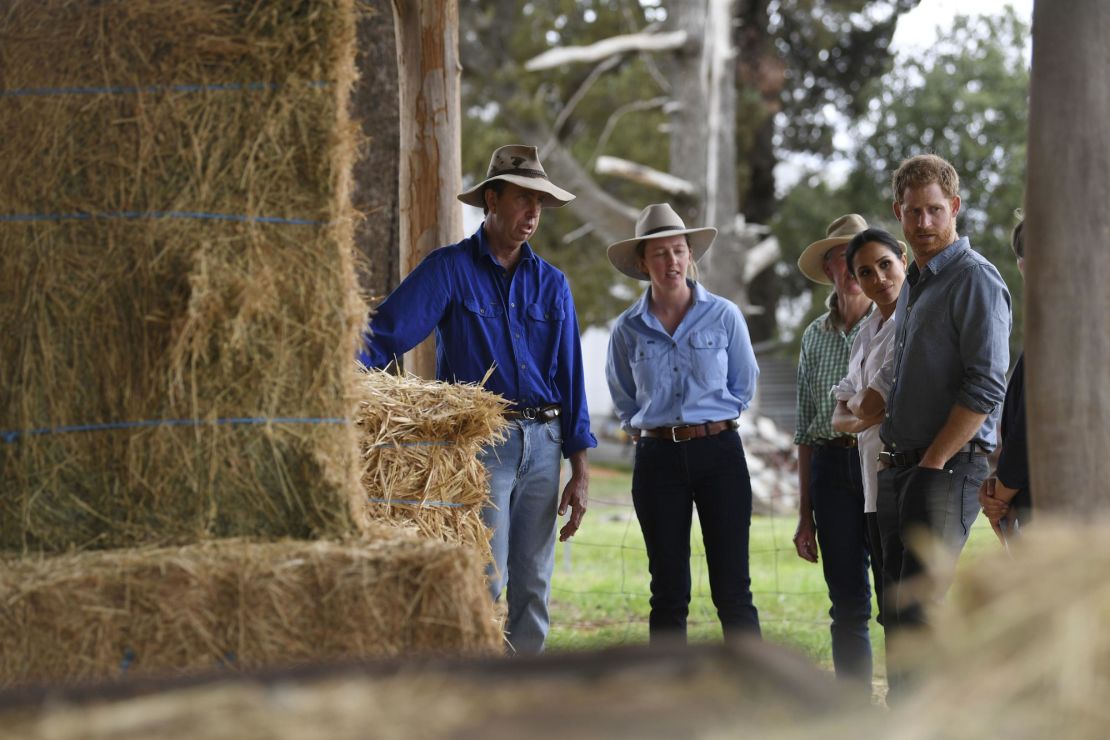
[631,279,705,319]
[476,224,536,265]
[923,235,969,275]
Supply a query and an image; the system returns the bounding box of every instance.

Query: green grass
[548,463,999,673]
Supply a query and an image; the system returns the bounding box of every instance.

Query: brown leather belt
[816,437,857,449]
[640,419,739,443]
[505,403,561,422]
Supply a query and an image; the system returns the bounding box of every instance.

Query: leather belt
[878,442,987,468]
[505,403,561,422]
[640,419,739,443]
[815,437,857,449]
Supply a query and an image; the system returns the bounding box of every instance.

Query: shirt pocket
[629,338,664,390]
[463,298,504,319]
[688,329,728,386]
[523,301,565,374]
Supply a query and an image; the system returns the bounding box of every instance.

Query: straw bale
[0,0,368,549]
[0,534,501,687]
[354,371,509,559]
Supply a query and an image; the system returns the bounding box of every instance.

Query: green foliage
[774,9,1030,358]
[459,1,920,330]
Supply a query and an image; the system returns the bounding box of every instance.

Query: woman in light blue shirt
[605,203,761,642]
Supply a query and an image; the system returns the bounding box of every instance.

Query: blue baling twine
[0,417,349,444]
[0,210,329,226]
[0,80,330,98]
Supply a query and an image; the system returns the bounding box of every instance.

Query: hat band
[639,224,684,238]
[487,166,547,179]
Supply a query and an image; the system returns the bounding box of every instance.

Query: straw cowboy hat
[457,144,575,209]
[607,203,717,281]
[796,214,870,285]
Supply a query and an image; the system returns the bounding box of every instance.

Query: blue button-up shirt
[358,226,596,458]
[606,281,759,433]
[880,236,1011,451]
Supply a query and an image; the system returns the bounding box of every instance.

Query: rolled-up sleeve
[954,264,1011,414]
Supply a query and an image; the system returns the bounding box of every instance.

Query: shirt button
[520,363,526,369]
[673,367,678,371]
[510,302,516,308]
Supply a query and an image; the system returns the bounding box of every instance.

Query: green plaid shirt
[794,310,871,446]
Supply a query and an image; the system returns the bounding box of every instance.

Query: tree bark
[1025,1,1110,516]
[665,0,750,311]
[352,1,400,301]
[391,0,463,378]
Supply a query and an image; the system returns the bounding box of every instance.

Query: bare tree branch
[549,55,625,144]
[590,96,669,164]
[743,235,781,284]
[595,155,697,196]
[524,30,688,71]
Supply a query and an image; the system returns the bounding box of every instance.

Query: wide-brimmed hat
[457,144,575,209]
[797,214,870,285]
[606,203,717,281]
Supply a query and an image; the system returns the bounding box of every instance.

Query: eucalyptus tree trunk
[1025,1,1110,516]
[391,0,463,378]
[665,0,751,311]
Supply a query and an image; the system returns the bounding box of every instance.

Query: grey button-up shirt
[879,236,1011,452]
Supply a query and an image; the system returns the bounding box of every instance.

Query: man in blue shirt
[874,154,1011,702]
[358,144,596,654]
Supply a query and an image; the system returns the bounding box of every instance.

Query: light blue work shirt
[606,280,759,433]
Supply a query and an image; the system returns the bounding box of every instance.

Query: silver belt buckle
[671,426,688,443]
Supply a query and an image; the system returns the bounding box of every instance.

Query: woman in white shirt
[830,228,908,628]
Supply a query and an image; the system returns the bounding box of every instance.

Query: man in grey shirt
[872,154,1011,702]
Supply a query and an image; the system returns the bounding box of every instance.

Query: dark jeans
[876,454,986,702]
[631,430,761,642]
[810,445,874,689]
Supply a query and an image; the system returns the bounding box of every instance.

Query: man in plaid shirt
[791,214,879,696]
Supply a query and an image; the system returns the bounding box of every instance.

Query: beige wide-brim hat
[606,203,717,281]
[457,144,575,209]
[797,213,870,285]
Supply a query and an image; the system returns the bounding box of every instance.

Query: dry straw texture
[0,0,367,550]
[354,371,509,561]
[0,533,501,687]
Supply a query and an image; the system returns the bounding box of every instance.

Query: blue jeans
[876,454,986,702]
[631,430,760,642]
[810,445,873,689]
[478,417,563,655]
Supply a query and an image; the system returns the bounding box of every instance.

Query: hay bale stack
[0,533,501,687]
[0,0,366,549]
[354,371,509,560]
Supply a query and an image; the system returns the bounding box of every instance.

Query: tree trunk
[1025,1,1110,516]
[391,0,463,378]
[666,0,750,312]
[353,1,400,301]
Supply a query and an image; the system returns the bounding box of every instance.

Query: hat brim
[457,174,576,209]
[797,236,851,285]
[797,235,911,285]
[607,227,718,281]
